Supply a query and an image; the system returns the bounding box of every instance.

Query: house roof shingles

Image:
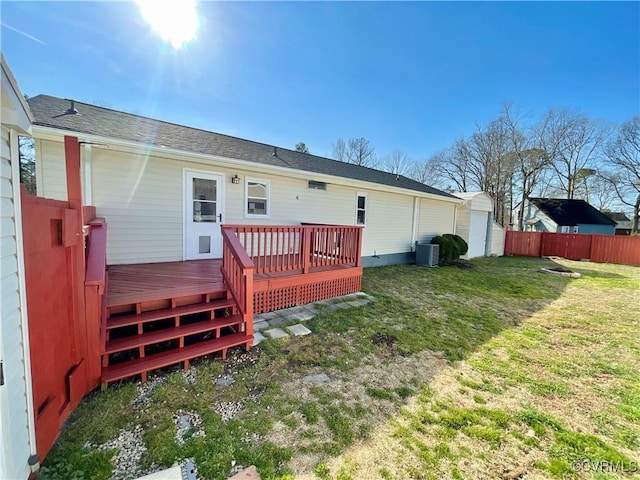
[530,198,616,226]
[27,95,458,200]
[602,211,631,222]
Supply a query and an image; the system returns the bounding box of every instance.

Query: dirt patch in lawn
[267,349,449,474]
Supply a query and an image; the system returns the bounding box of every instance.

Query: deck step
[107,298,236,330]
[102,332,252,384]
[106,288,229,309]
[105,315,244,354]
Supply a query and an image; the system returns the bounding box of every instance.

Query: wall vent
[308,180,327,190]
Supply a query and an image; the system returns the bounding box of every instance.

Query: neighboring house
[602,211,632,236]
[524,198,616,235]
[26,95,463,267]
[1,54,38,480]
[454,192,505,258]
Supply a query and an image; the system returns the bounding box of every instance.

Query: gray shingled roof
[27,94,458,200]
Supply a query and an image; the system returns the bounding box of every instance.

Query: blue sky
[1,1,639,161]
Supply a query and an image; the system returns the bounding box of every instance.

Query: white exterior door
[184,171,223,259]
[468,210,489,258]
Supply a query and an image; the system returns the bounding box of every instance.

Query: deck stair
[101,287,252,385]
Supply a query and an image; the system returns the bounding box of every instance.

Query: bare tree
[381,150,412,176]
[540,108,610,199]
[408,157,448,188]
[582,174,618,211]
[18,136,36,194]
[426,147,471,192]
[295,142,309,153]
[502,104,551,230]
[331,137,376,167]
[454,119,515,225]
[332,138,348,162]
[603,116,640,233]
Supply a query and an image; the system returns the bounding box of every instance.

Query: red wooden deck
[107,258,359,310]
[107,260,226,308]
[99,225,363,386]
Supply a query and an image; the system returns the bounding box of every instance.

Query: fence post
[538,232,545,257]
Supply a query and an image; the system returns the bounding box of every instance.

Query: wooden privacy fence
[504,231,640,266]
[20,189,102,460]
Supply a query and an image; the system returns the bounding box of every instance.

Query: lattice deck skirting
[253,267,363,314]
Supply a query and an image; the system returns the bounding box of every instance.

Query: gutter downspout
[411,197,420,248]
[453,203,458,235]
[485,211,493,256]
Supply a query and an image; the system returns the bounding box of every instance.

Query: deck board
[107,259,225,307]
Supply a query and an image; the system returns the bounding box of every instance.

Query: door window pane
[192,177,217,222]
[193,201,217,222]
[193,178,216,201]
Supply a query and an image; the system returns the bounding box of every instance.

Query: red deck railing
[84,218,108,352]
[221,227,255,336]
[224,224,363,275]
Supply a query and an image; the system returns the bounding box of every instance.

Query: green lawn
[40,257,640,480]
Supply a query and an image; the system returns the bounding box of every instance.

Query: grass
[40,257,640,479]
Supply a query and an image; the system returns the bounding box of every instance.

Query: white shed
[455,192,504,258]
[1,54,38,479]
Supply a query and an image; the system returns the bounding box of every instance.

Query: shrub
[443,233,468,256]
[431,234,469,264]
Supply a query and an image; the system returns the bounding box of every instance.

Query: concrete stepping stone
[263,328,289,339]
[253,320,269,332]
[303,373,330,383]
[252,332,265,346]
[266,317,288,327]
[347,299,370,307]
[216,374,235,387]
[286,324,312,336]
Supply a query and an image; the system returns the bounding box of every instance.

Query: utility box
[415,242,439,267]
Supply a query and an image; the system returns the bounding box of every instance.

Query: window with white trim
[246,178,270,217]
[356,194,367,225]
[561,226,570,233]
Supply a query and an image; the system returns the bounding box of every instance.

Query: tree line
[298,105,639,233]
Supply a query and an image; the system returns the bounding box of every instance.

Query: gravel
[99,425,147,480]
[132,376,167,408]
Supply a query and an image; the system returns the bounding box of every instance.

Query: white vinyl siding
[38,140,460,264]
[417,197,456,243]
[1,125,32,480]
[91,148,183,264]
[37,139,67,201]
[490,221,505,256]
[455,207,471,249]
[361,191,414,256]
